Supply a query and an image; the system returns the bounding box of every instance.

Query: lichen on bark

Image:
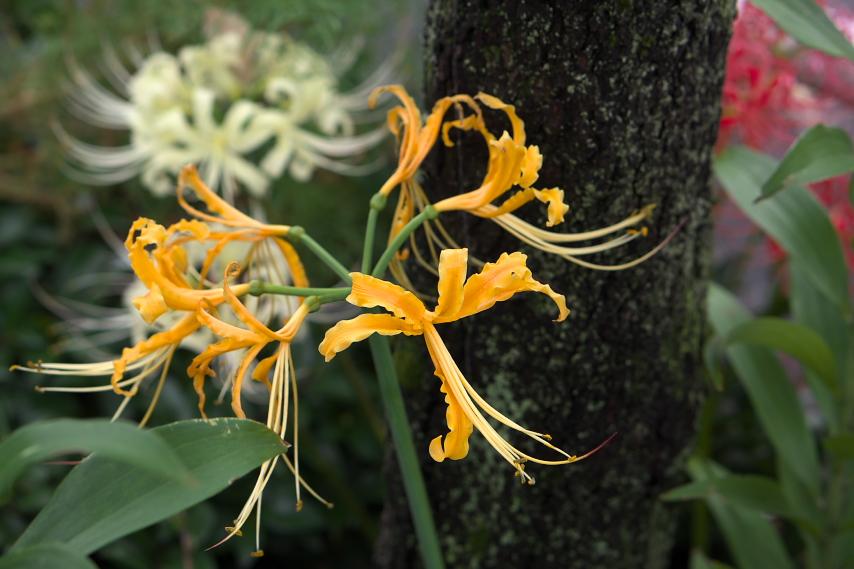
[373,1,736,568]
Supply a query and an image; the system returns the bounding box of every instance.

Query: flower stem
[368,334,445,569]
[249,282,349,298]
[362,193,388,274]
[288,226,353,284]
[372,205,439,278]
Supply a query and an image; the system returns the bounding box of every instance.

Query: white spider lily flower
[57,14,390,200]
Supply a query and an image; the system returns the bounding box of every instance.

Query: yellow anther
[224,527,243,537]
[250,550,264,558]
[296,500,304,512]
[542,434,552,441]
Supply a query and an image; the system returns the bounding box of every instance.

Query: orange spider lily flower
[15,163,308,414]
[193,263,330,556]
[320,248,605,483]
[369,85,481,197]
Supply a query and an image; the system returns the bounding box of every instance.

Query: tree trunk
[373,1,735,568]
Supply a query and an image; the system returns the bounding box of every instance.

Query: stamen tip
[296,500,304,512]
[250,550,264,558]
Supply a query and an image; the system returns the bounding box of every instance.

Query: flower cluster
[18,84,660,555]
[369,86,662,294]
[59,10,389,201]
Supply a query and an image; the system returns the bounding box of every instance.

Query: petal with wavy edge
[475,93,526,145]
[441,252,569,322]
[432,249,468,320]
[533,188,569,227]
[347,273,427,322]
[127,221,249,312]
[428,375,474,462]
[319,313,421,362]
[132,283,168,325]
[517,146,542,188]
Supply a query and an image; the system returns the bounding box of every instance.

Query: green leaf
[750,0,854,61]
[715,146,850,314]
[776,460,823,537]
[824,435,854,461]
[663,475,794,519]
[0,543,98,569]
[726,318,839,395]
[688,457,797,569]
[707,284,820,492]
[0,419,190,503]
[790,263,845,427]
[761,125,854,199]
[11,418,288,555]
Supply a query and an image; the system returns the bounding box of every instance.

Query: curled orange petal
[319,313,421,362]
[347,273,427,323]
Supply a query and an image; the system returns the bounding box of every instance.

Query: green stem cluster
[372,205,439,278]
[256,199,445,568]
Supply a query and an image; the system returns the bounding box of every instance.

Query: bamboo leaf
[715,146,850,314]
[760,126,854,200]
[11,418,288,555]
[687,457,796,569]
[663,475,794,520]
[707,284,820,492]
[0,419,190,503]
[726,318,839,394]
[790,263,845,427]
[750,0,854,60]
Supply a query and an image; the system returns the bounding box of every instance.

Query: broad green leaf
[0,543,98,569]
[824,435,854,461]
[0,419,190,503]
[790,263,845,428]
[715,146,850,314]
[707,284,820,491]
[750,0,854,61]
[663,475,794,520]
[688,457,797,569]
[690,550,736,569]
[12,418,288,555]
[726,318,839,394]
[761,126,854,199]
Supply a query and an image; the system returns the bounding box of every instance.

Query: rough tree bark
[374,1,735,568]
